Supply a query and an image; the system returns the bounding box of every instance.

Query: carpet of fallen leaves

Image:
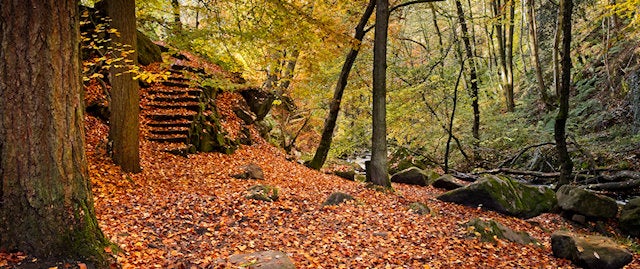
[83,109,640,268]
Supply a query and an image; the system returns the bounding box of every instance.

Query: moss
[65,199,113,267]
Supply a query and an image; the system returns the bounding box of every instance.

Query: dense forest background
[96,0,640,176]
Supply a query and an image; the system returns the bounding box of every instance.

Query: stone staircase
[142,64,203,146]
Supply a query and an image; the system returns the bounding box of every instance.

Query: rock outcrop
[437,175,556,218]
[556,185,618,219]
[551,231,633,269]
[619,197,640,237]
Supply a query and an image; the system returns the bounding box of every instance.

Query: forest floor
[78,108,639,268]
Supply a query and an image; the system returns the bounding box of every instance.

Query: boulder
[232,163,264,180]
[245,185,279,202]
[437,175,557,218]
[228,251,295,269]
[556,185,618,219]
[551,231,633,269]
[464,218,538,245]
[333,169,356,181]
[432,174,467,190]
[408,202,431,215]
[240,88,275,121]
[136,30,162,66]
[619,197,640,237]
[323,192,354,206]
[390,167,431,186]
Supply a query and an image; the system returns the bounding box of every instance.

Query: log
[583,179,640,191]
[476,168,560,178]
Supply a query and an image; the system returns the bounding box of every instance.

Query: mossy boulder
[556,185,618,219]
[408,202,431,215]
[240,88,275,121]
[431,174,467,190]
[245,185,279,202]
[323,192,354,206]
[464,218,538,245]
[551,230,633,269]
[232,163,264,180]
[437,175,557,218]
[390,167,432,186]
[228,250,295,269]
[619,197,640,237]
[136,30,162,66]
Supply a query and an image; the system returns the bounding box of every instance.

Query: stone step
[148,88,202,97]
[151,94,200,103]
[148,101,201,111]
[146,119,192,128]
[149,126,191,135]
[171,64,206,74]
[161,81,191,88]
[147,134,188,143]
[145,110,197,121]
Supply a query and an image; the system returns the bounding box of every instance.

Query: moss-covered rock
[619,197,640,237]
[556,185,618,219]
[408,202,431,215]
[245,185,279,202]
[187,88,237,153]
[551,230,633,269]
[323,192,355,206]
[390,167,431,186]
[431,174,467,190]
[437,175,557,218]
[136,30,162,66]
[464,218,538,245]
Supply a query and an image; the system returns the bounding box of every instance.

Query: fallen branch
[497,142,555,168]
[583,179,640,191]
[475,168,560,178]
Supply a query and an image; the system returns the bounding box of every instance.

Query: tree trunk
[172,0,183,34]
[308,0,375,170]
[555,0,573,187]
[455,0,481,161]
[370,0,391,187]
[105,0,141,173]
[0,0,109,263]
[526,0,552,109]
[492,0,516,112]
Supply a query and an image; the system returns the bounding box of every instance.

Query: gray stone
[228,251,295,269]
[245,185,279,202]
[619,197,640,237]
[323,192,354,206]
[390,167,431,186]
[408,202,431,215]
[136,30,162,66]
[232,163,264,180]
[437,175,557,218]
[464,218,538,245]
[431,174,467,190]
[557,185,618,219]
[551,231,633,269]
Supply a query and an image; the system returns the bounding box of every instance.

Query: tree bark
[308,0,375,170]
[455,0,481,161]
[172,0,182,33]
[493,0,515,112]
[370,0,391,187]
[526,0,552,110]
[105,0,141,173]
[555,0,573,187]
[0,0,109,263]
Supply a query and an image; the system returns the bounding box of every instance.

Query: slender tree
[526,0,553,110]
[370,0,391,187]
[492,0,516,112]
[103,0,142,173]
[555,0,573,186]
[0,0,109,263]
[308,0,376,170]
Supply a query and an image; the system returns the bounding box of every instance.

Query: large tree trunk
[455,0,481,162]
[105,0,141,173]
[370,0,391,187]
[0,0,109,263]
[308,0,375,170]
[555,0,574,187]
[493,0,516,112]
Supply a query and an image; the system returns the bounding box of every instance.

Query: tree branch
[390,0,445,13]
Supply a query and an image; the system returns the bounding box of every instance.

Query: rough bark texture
[526,0,552,110]
[105,0,141,173]
[370,0,391,187]
[493,0,516,112]
[555,0,574,186]
[0,0,108,262]
[308,0,375,170]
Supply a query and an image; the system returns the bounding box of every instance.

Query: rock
[323,192,354,206]
[240,88,275,121]
[431,174,467,190]
[333,169,356,181]
[464,218,538,245]
[245,185,279,202]
[228,251,295,269]
[437,175,557,218]
[556,185,618,219]
[551,230,633,269]
[619,197,640,237]
[408,202,431,215]
[390,167,431,186]
[136,30,162,66]
[234,105,257,125]
[232,163,264,180]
